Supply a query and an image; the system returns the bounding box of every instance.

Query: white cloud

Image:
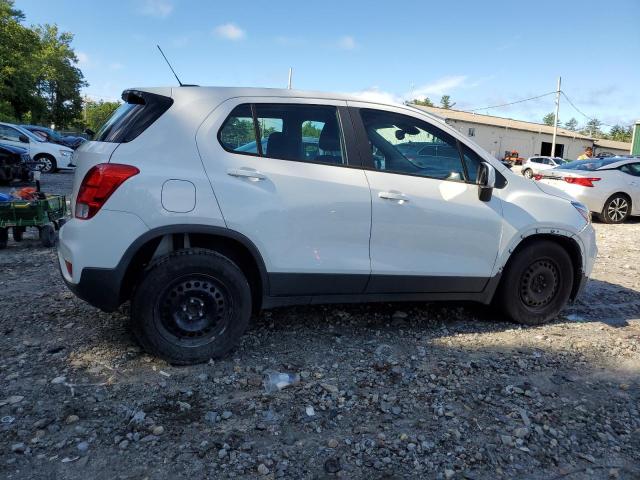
[214,23,245,41]
[109,62,124,71]
[409,76,468,99]
[338,35,357,50]
[347,87,403,104]
[76,51,90,66]
[139,0,173,18]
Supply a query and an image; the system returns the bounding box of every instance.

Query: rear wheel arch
[600,192,632,223]
[120,226,268,314]
[497,233,583,302]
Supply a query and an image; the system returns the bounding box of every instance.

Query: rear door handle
[227,168,266,181]
[378,191,409,203]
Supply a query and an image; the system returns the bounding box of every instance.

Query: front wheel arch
[34,153,57,173]
[495,234,583,303]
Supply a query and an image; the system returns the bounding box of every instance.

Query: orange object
[16,187,37,200]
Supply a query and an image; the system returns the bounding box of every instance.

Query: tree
[582,118,602,138]
[564,118,578,131]
[409,97,434,107]
[0,1,86,128]
[440,95,455,109]
[84,99,120,133]
[542,112,560,126]
[608,124,633,142]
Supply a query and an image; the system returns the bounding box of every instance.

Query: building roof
[593,138,632,152]
[414,105,594,140]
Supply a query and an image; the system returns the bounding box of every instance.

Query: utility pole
[287,68,292,89]
[551,76,561,157]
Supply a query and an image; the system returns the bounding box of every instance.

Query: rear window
[94,90,173,143]
[561,158,621,171]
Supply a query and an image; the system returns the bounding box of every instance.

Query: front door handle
[227,168,266,181]
[378,191,409,203]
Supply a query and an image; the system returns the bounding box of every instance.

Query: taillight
[65,260,73,277]
[563,177,600,187]
[75,164,139,219]
[533,174,543,181]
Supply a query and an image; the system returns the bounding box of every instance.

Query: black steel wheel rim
[154,274,232,347]
[519,258,560,309]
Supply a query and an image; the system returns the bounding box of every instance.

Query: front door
[0,124,30,154]
[348,103,504,293]
[196,99,372,296]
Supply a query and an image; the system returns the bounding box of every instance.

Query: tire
[522,168,533,179]
[35,154,57,174]
[39,224,56,247]
[0,228,7,249]
[12,227,24,242]
[495,240,573,325]
[601,193,631,224]
[130,248,252,365]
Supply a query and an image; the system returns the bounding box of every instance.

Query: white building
[415,106,632,159]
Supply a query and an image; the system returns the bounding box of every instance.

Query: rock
[444,469,455,479]
[218,448,227,459]
[324,457,341,474]
[66,415,79,424]
[77,441,89,454]
[392,310,408,319]
[257,463,270,475]
[5,395,24,405]
[204,411,218,424]
[152,425,164,436]
[118,440,129,450]
[11,443,26,454]
[51,376,66,384]
[500,434,514,446]
[305,406,315,417]
[221,410,233,420]
[327,438,339,448]
[514,427,530,439]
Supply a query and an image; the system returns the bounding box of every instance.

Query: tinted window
[562,158,621,171]
[531,158,542,163]
[0,125,21,142]
[460,144,483,183]
[255,104,345,165]
[620,163,640,177]
[359,109,465,182]
[219,104,256,153]
[95,90,173,143]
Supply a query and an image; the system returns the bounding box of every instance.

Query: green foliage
[607,124,633,142]
[542,113,560,126]
[440,95,455,109]
[220,118,254,148]
[0,1,86,128]
[409,98,434,107]
[84,99,120,133]
[581,118,602,137]
[302,121,322,138]
[564,118,578,131]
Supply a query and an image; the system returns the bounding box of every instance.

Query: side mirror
[477,162,496,202]
[84,128,95,138]
[18,134,29,143]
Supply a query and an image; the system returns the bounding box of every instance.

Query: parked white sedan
[521,156,568,179]
[536,157,640,223]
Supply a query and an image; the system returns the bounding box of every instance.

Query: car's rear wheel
[601,193,630,224]
[131,248,251,365]
[522,168,534,179]
[34,154,57,174]
[496,240,573,325]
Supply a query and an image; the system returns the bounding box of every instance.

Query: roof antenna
[157,44,184,86]
[287,67,292,89]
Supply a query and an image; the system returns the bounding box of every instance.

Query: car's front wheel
[34,154,57,174]
[522,168,534,179]
[496,240,573,325]
[601,193,631,224]
[131,248,252,365]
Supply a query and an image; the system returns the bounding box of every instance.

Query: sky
[16,0,640,131]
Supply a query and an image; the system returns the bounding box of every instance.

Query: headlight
[571,201,591,223]
[60,150,72,157]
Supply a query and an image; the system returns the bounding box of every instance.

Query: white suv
[0,122,74,173]
[58,87,598,364]
[521,156,567,179]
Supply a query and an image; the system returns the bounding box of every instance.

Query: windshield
[560,158,621,171]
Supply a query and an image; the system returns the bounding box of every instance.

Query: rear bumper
[60,262,123,312]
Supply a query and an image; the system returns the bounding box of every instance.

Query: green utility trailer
[0,195,67,249]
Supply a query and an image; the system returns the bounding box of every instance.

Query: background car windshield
[561,158,622,171]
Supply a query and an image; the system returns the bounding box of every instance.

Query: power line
[560,91,614,127]
[463,91,556,112]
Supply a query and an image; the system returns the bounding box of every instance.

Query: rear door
[347,102,504,293]
[196,98,372,296]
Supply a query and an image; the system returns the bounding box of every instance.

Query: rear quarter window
[95,90,173,143]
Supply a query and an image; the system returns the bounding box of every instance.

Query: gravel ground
[1,172,639,480]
